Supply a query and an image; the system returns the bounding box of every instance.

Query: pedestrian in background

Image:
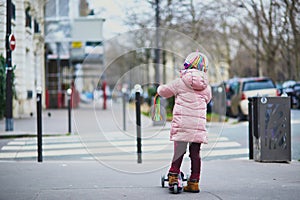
[157,51,212,193]
[102,80,107,110]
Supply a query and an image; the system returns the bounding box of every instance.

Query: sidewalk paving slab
[0,159,299,200]
[1,103,300,199]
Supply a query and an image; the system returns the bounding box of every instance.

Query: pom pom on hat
[183,52,209,72]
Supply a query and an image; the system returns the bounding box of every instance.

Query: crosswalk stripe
[0,140,240,150]
[0,133,248,161]
[1,138,239,152]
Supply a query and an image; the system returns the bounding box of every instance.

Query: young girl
[157,52,212,193]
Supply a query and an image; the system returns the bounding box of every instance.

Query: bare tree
[283,0,300,80]
[120,0,300,81]
[232,0,300,81]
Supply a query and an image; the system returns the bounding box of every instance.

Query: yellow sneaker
[168,172,178,186]
[184,179,200,193]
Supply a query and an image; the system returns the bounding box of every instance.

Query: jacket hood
[181,69,208,91]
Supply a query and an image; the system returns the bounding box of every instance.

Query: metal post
[67,88,72,134]
[135,91,142,163]
[155,0,160,84]
[248,97,253,159]
[68,98,71,133]
[5,0,13,131]
[56,42,62,108]
[102,80,107,110]
[122,91,126,131]
[36,88,43,162]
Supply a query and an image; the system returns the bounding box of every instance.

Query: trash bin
[248,97,291,162]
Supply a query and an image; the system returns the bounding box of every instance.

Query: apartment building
[0,0,45,117]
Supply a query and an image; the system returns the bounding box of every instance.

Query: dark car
[225,78,239,117]
[288,82,300,109]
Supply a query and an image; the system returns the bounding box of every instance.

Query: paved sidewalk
[0,108,71,137]
[0,101,300,199]
[0,160,299,200]
[0,101,165,136]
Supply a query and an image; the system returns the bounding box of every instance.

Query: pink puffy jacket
[157,69,212,144]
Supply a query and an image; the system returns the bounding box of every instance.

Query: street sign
[71,41,82,48]
[9,34,16,51]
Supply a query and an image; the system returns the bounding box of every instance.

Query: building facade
[44,0,104,108]
[44,0,78,108]
[0,0,45,117]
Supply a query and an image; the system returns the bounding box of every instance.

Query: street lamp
[5,0,14,131]
[67,88,72,134]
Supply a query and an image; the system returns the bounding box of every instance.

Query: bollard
[67,88,72,134]
[135,89,142,164]
[122,88,127,131]
[36,88,43,162]
[68,98,71,133]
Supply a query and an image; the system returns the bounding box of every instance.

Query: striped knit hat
[183,52,209,72]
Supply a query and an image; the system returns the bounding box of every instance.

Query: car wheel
[226,107,232,117]
[237,107,246,122]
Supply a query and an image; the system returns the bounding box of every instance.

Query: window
[45,0,69,19]
[25,7,32,28]
[59,0,69,17]
[45,0,56,18]
[233,82,240,94]
[243,80,275,91]
[294,84,300,91]
[11,3,16,20]
[34,19,40,33]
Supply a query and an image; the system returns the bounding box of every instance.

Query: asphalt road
[222,109,300,161]
[0,104,299,162]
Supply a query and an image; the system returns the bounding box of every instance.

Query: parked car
[229,77,279,121]
[276,82,283,96]
[282,80,296,90]
[284,82,300,109]
[207,83,225,115]
[225,78,239,117]
[292,82,300,108]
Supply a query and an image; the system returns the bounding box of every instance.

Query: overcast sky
[88,0,151,40]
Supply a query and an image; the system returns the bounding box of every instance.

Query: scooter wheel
[161,176,165,188]
[173,184,178,194]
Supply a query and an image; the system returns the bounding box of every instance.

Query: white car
[229,77,279,121]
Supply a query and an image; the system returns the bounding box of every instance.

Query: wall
[0,0,45,117]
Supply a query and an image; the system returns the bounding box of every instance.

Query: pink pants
[169,141,201,181]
